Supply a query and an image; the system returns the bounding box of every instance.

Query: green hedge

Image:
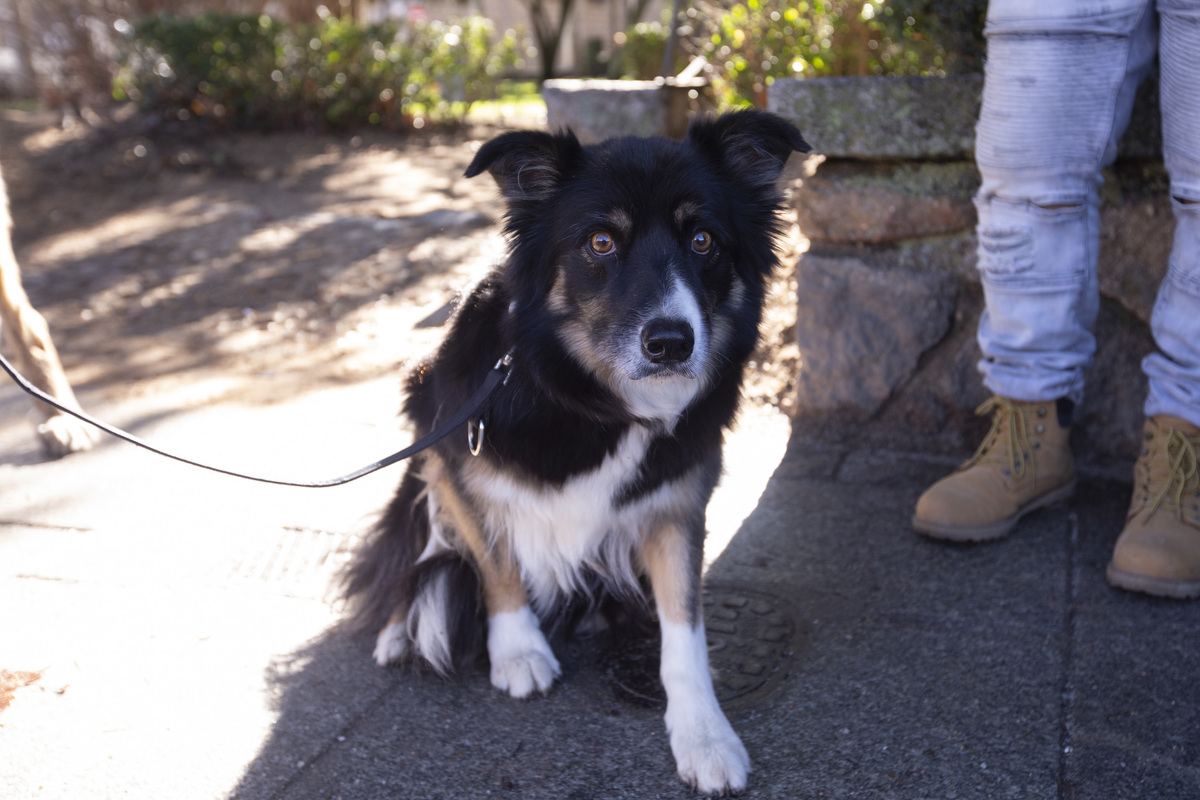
[114,13,523,130]
[707,0,986,106]
[611,0,986,108]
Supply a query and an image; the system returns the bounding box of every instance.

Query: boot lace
[969,397,1034,480]
[1147,427,1200,521]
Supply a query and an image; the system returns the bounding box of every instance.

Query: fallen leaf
[0,669,43,712]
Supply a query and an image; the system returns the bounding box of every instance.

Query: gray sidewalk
[1,377,1197,800]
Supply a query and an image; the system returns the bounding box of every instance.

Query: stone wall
[770,76,1171,465]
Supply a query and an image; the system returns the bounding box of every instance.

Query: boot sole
[911,478,1077,543]
[1106,564,1200,600]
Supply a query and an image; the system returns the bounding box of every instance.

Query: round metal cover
[603,583,805,709]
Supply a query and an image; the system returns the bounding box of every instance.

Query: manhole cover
[603,584,805,709]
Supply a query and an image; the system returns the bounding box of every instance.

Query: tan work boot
[913,397,1076,542]
[1107,415,1200,599]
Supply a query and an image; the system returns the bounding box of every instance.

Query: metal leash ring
[467,417,485,457]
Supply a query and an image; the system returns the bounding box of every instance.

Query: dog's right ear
[688,110,810,191]
[464,129,583,202]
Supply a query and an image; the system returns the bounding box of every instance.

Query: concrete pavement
[2,374,1198,799]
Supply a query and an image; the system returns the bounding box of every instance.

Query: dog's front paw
[487,607,560,699]
[667,710,750,796]
[372,620,409,666]
[490,647,560,699]
[36,414,97,458]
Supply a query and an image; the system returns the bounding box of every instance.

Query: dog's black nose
[641,320,694,364]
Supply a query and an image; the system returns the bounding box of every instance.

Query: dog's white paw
[36,413,97,457]
[667,709,750,796]
[490,647,560,699]
[373,620,409,666]
[659,619,750,794]
[487,606,560,699]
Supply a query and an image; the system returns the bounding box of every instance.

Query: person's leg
[1108,0,1200,598]
[1141,0,1200,429]
[974,1,1158,405]
[914,0,1157,541]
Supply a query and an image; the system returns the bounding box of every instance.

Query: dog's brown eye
[692,231,713,254]
[589,231,616,256]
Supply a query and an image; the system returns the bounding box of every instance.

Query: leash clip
[494,349,515,385]
[468,350,513,457]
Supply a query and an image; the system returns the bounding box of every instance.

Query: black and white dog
[343,110,808,794]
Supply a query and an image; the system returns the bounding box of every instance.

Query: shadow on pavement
[228,424,1200,800]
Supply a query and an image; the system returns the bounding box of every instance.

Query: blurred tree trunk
[279,0,325,23]
[625,0,652,27]
[829,12,874,76]
[8,0,39,97]
[524,0,575,83]
[35,0,111,114]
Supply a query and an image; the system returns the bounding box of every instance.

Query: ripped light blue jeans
[974,0,1200,428]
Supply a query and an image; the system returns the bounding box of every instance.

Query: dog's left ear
[465,129,584,203]
[688,110,811,189]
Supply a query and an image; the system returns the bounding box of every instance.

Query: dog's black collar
[0,348,514,488]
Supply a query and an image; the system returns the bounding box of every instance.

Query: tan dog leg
[430,463,560,698]
[0,166,96,456]
[643,521,750,795]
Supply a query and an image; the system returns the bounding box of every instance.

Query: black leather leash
[0,349,513,488]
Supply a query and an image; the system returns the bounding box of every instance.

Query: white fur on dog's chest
[463,425,672,609]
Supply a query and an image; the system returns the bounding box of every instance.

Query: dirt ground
[1,104,802,424]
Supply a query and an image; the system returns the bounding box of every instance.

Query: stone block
[794,161,979,244]
[890,231,979,282]
[1117,74,1163,159]
[1098,161,1173,325]
[882,291,992,450]
[768,75,983,160]
[794,253,958,416]
[770,73,1161,161]
[1077,299,1156,463]
[544,80,665,142]
[1099,201,1172,325]
[542,78,706,143]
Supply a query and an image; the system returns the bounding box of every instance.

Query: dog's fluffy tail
[403,551,485,672]
[340,461,485,670]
